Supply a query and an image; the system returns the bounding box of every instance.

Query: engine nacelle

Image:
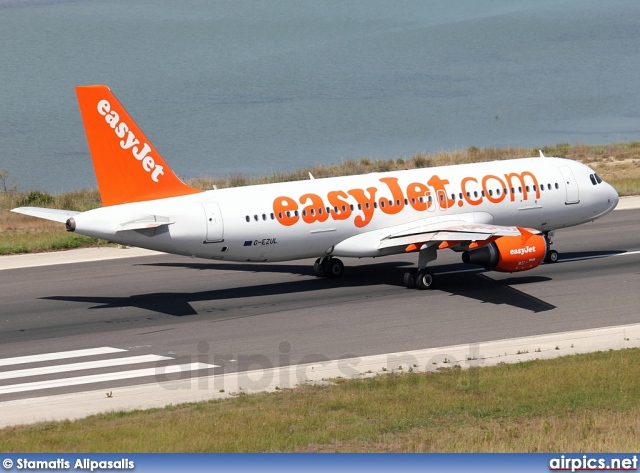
[461,233,547,272]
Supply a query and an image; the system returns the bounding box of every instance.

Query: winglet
[75,85,202,206]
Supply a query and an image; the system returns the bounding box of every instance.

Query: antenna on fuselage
[539,150,546,158]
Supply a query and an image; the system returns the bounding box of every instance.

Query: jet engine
[461,232,547,273]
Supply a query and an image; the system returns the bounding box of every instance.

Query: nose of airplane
[608,183,619,211]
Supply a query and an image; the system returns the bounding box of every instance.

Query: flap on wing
[378,221,522,250]
[116,215,174,232]
[11,207,80,223]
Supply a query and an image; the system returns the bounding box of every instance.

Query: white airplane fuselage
[70,157,618,263]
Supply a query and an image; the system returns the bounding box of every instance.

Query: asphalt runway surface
[1,209,639,401]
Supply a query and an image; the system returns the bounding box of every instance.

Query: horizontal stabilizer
[11,207,80,223]
[116,215,175,232]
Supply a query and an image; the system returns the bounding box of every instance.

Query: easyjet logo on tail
[96,99,164,182]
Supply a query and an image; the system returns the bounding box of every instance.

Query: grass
[1,141,640,255]
[1,348,639,452]
[0,185,105,255]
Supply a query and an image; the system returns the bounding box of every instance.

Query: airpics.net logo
[510,245,537,256]
[96,99,165,183]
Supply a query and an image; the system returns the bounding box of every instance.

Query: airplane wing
[11,207,80,223]
[330,213,538,257]
[378,221,522,250]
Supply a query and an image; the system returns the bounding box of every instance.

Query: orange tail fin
[76,85,202,206]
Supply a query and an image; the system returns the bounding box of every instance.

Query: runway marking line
[0,355,172,380]
[559,249,640,263]
[0,347,126,367]
[0,363,218,395]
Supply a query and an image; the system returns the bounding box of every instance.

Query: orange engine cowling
[461,232,547,272]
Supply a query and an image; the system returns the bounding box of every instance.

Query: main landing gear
[543,231,559,264]
[403,244,438,290]
[313,256,345,278]
[404,268,435,290]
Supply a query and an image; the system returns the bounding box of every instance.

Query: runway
[1,207,639,409]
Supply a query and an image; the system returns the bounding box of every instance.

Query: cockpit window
[590,174,597,185]
[595,173,602,184]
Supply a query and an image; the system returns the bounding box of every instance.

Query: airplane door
[202,201,224,242]
[558,166,580,204]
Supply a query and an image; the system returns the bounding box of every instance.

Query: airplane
[12,84,619,290]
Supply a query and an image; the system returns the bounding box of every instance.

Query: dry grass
[0,188,105,255]
[186,141,640,192]
[1,142,640,254]
[0,349,639,452]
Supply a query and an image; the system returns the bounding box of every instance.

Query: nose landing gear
[543,231,559,263]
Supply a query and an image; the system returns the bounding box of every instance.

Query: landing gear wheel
[322,258,344,279]
[404,271,416,289]
[313,258,325,277]
[545,250,559,264]
[414,269,435,290]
